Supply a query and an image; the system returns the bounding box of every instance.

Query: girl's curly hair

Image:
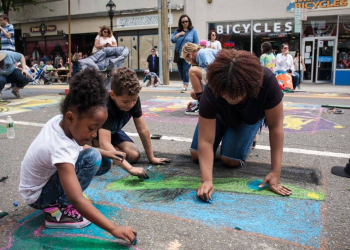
[110,67,141,96]
[207,49,264,99]
[60,67,108,117]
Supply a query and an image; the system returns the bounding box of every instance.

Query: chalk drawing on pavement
[0,205,141,250]
[0,95,62,117]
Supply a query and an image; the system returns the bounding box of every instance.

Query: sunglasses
[211,34,216,36]
[181,20,189,24]
[103,31,109,33]
[283,47,289,50]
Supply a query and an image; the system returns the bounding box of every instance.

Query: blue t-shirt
[0,24,15,51]
[196,49,218,70]
[0,50,22,76]
[171,29,199,52]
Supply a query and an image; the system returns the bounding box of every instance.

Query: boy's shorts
[111,130,134,146]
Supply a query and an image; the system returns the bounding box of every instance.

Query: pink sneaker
[44,205,91,229]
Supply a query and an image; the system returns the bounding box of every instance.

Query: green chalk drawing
[0,125,7,134]
[3,205,137,250]
[107,176,324,201]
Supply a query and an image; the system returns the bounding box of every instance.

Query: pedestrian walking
[171,14,199,93]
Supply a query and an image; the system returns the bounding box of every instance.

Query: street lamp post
[106,0,116,31]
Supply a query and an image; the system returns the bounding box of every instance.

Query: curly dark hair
[177,14,194,32]
[261,42,273,55]
[110,67,141,96]
[207,49,264,99]
[60,67,107,116]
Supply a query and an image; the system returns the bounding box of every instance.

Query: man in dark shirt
[97,67,170,178]
[191,49,291,202]
[146,48,159,76]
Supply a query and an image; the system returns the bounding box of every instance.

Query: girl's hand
[197,181,214,202]
[129,167,147,178]
[149,157,171,165]
[110,226,137,243]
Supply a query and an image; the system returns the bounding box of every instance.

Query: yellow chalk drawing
[334,125,344,129]
[307,192,320,200]
[283,115,318,130]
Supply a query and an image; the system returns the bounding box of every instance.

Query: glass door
[303,39,315,82]
[315,39,335,83]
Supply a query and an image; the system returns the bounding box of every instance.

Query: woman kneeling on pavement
[191,49,292,202]
[181,42,217,115]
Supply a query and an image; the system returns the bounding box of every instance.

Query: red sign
[223,41,235,48]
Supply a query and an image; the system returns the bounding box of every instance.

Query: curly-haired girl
[19,68,136,243]
[191,49,292,202]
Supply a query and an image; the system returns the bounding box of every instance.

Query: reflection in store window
[336,16,350,69]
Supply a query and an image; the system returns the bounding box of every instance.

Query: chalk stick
[235,227,242,231]
[208,198,213,204]
[147,166,152,171]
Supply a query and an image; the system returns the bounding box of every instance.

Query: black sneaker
[185,105,199,116]
[44,205,91,229]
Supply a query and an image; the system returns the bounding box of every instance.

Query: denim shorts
[190,118,264,162]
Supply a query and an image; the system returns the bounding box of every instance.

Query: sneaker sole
[184,111,199,116]
[45,218,91,229]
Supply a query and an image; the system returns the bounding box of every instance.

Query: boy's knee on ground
[221,156,241,168]
[126,149,140,164]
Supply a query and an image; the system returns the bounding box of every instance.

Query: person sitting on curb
[181,42,218,115]
[142,69,162,87]
[95,67,170,178]
[0,50,30,101]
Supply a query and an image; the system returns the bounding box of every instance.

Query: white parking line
[1,119,349,159]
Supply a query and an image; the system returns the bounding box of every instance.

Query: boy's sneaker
[44,205,91,229]
[185,104,199,116]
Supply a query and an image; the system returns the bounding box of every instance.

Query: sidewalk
[161,81,350,94]
[55,80,350,94]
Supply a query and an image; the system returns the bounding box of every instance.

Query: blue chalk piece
[208,198,213,204]
[235,226,242,231]
[13,201,18,207]
[147,165,152,171]
[133,236,137,245]
[247,179,268,191]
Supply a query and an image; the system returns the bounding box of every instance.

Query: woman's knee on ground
[190,149,199,163]
[221,156,241,168]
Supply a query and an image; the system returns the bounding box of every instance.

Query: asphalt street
[0,84,350,250]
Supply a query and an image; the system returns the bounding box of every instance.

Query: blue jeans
[30,148,112,209]
[0,68,30,91]
[190,118,264,163]
[275,70,300,89]
[177,58,190,85]
[296,70,303,82]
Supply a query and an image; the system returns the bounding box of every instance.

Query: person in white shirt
[206,31,222,51]
[275,43,300,89]
[19,68,136,244]
[94,25,117,50]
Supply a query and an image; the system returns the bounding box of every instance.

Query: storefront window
[303,16,337,38]
[252,19,299,57]
[336,16,350,69]
[208,21,251,51]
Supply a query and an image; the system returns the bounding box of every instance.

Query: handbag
[173,31,190,63]
[92,37,102,54]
